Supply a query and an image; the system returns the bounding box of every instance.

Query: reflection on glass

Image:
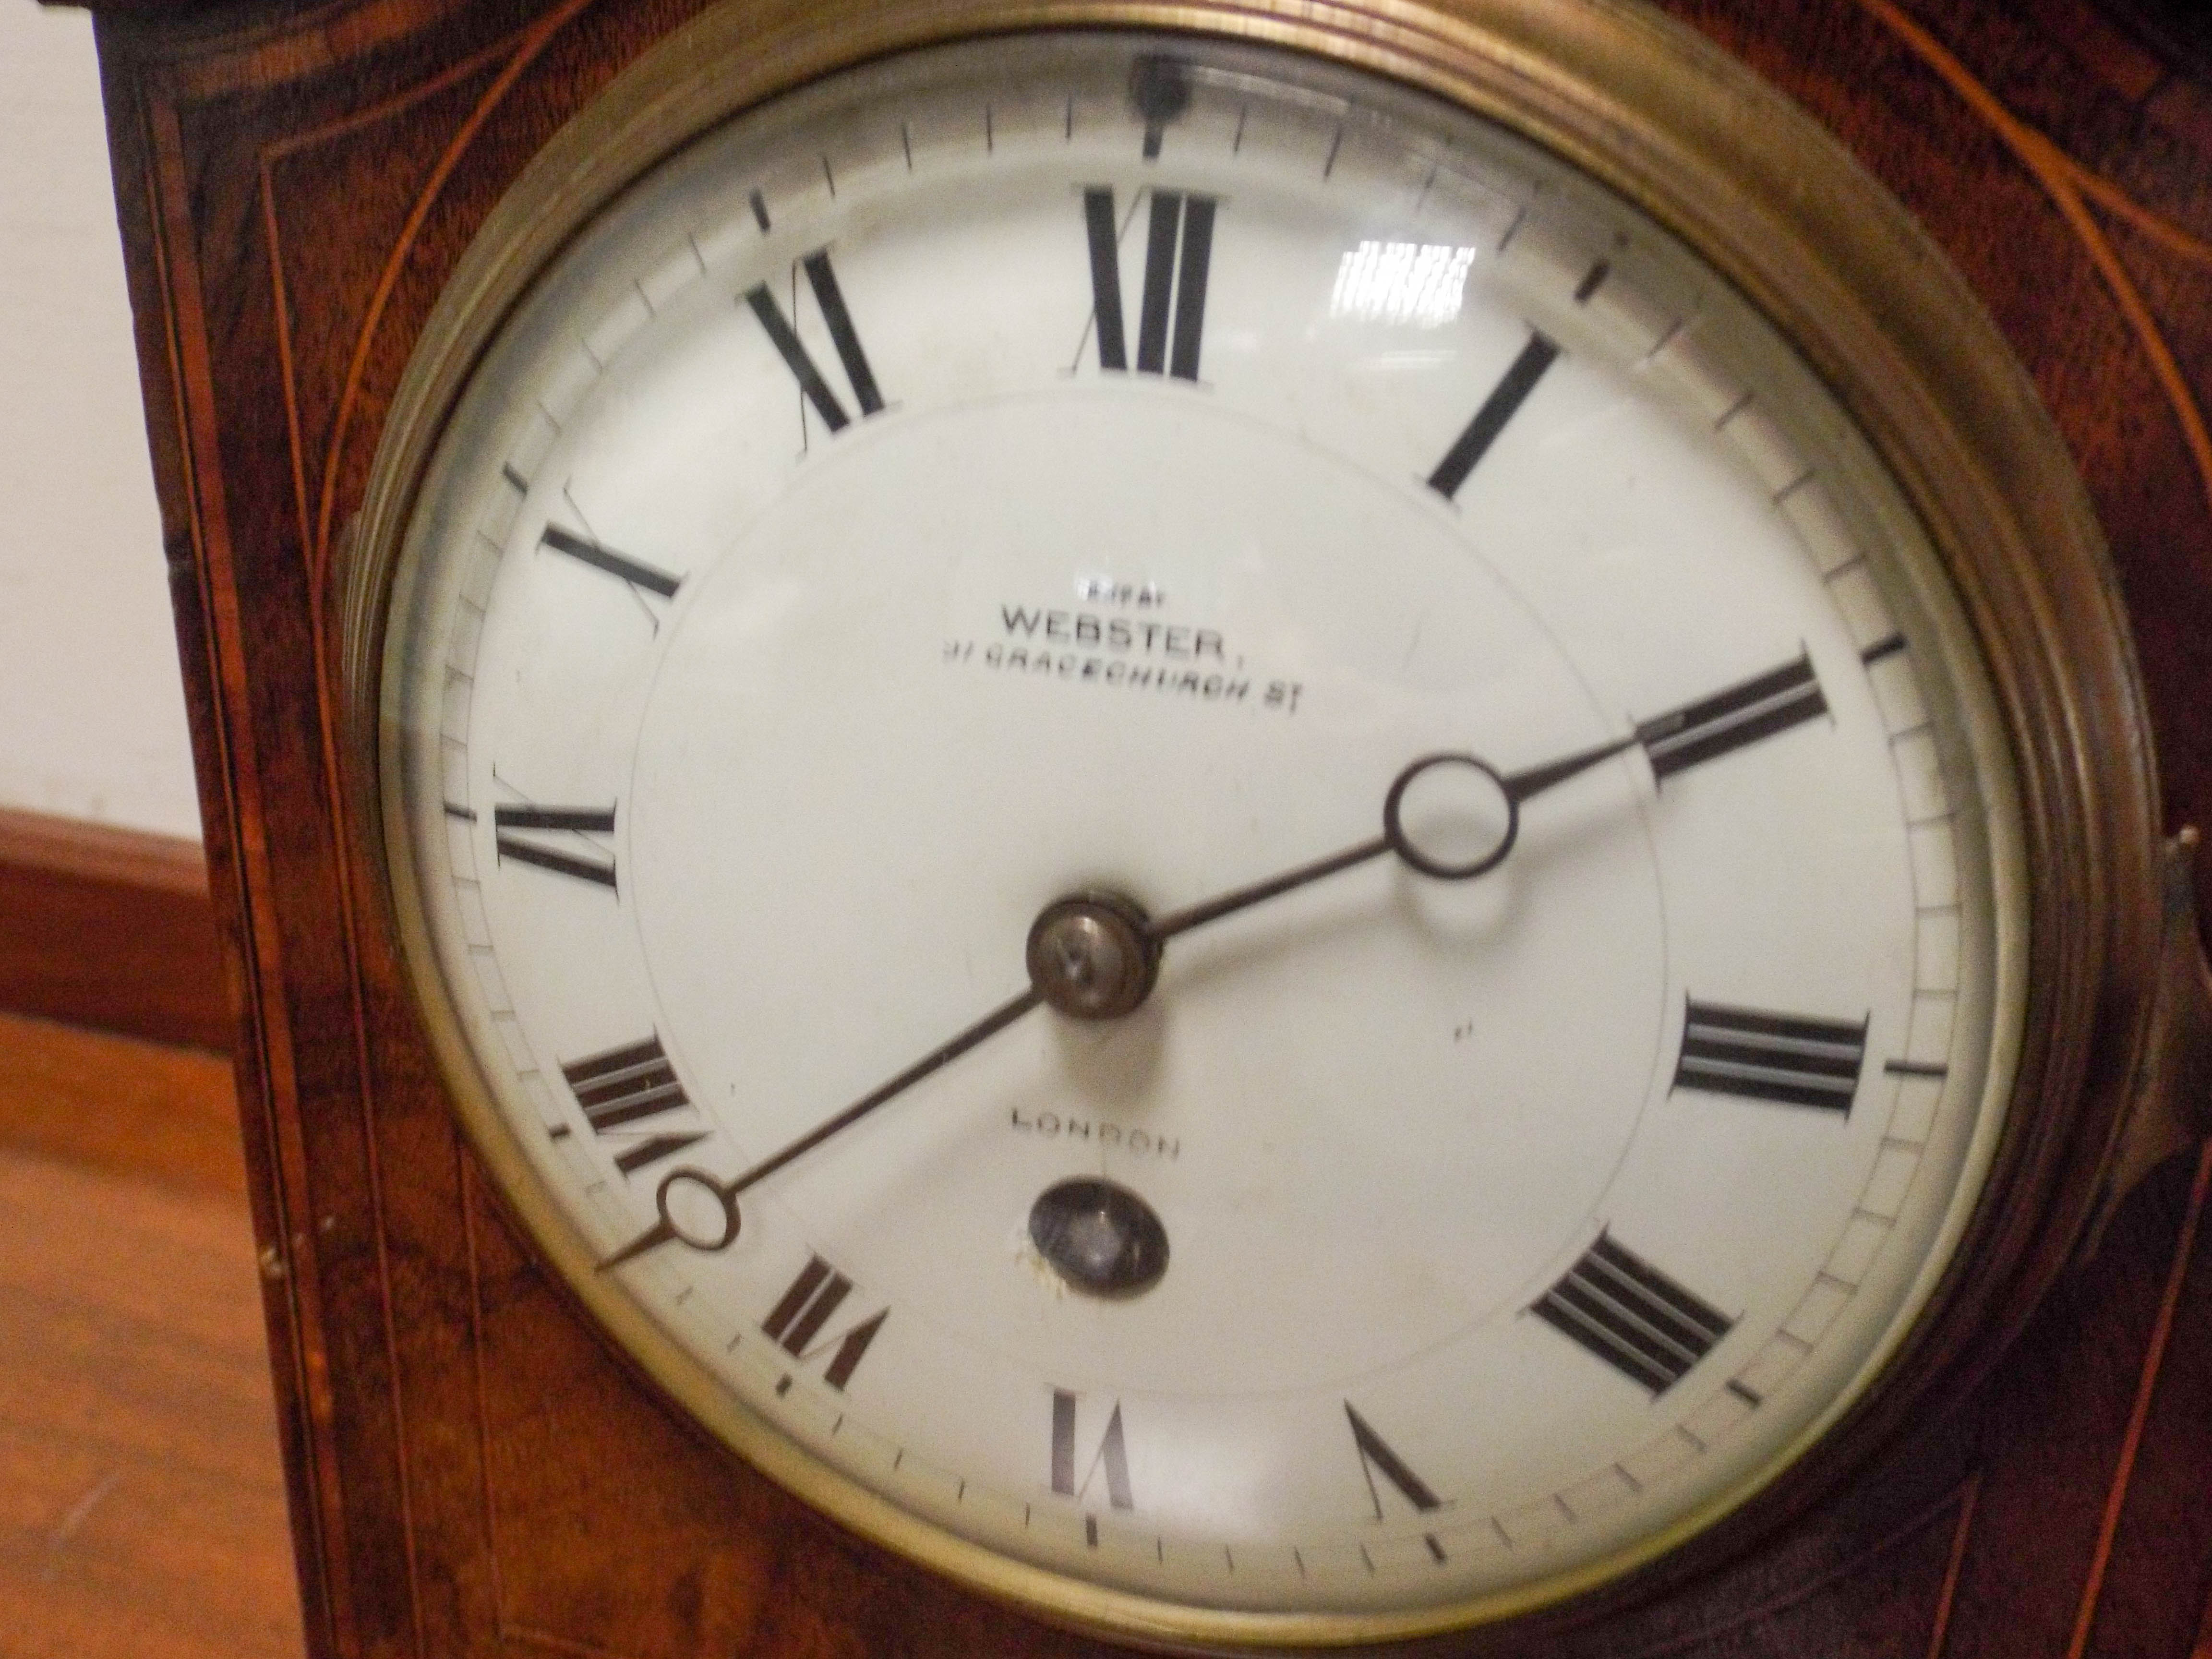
[1329,240,1478,326]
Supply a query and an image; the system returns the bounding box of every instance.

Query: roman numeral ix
[493,804,616,889]
[1635,652,1827,781]
[1082,186,1216,380]
[745,249,883,434]
[1531,1232,1734,1395]
[760,1254,888,1392]
[560,1035,705,1175]
[1675,999,1869,1112]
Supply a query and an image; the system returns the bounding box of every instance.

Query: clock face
[381,29,2026,1638]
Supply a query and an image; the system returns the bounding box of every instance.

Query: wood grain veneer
[72,0,2212,1654]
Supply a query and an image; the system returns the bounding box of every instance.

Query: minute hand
[1147,735,1637,944]
[599,984,1043,1269]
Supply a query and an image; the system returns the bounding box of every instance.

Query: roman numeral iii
[560,1035,704,1175]
[1082,186,1216,380]
[745,249,884,433]
[760,1254,887,1392]
[1531,1232,1734,1395]
[1635,653,1828,780]
[1675,999,1869,1111]
[493,804,616,889]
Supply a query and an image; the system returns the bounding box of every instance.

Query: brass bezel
[344,0,2162,1647]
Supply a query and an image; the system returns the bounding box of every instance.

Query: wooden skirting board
[0,806,230,1053]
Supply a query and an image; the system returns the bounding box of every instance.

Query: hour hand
[1500,733,1641,805]
[1147,736,1636,942]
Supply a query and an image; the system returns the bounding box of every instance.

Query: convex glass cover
[382,30,2024,1637]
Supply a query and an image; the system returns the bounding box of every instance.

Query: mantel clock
[83,0,2212,1652]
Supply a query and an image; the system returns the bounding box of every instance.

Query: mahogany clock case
[81,0,2212,1654]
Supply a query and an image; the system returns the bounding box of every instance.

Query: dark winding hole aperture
[1029,1177,1170,1298]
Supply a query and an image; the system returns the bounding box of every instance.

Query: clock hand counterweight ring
[1146,733,1637,940]
[597,734,1634,1269]
[598,984,1044,1269]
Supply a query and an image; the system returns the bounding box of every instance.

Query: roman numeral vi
[1051,1389,1134,1512]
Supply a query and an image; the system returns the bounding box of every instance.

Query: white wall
[0,3,201,840]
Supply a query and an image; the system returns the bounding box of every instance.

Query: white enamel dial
[384,32,2025,1633]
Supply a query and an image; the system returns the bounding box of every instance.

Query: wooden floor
[0,1010,305,1659]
